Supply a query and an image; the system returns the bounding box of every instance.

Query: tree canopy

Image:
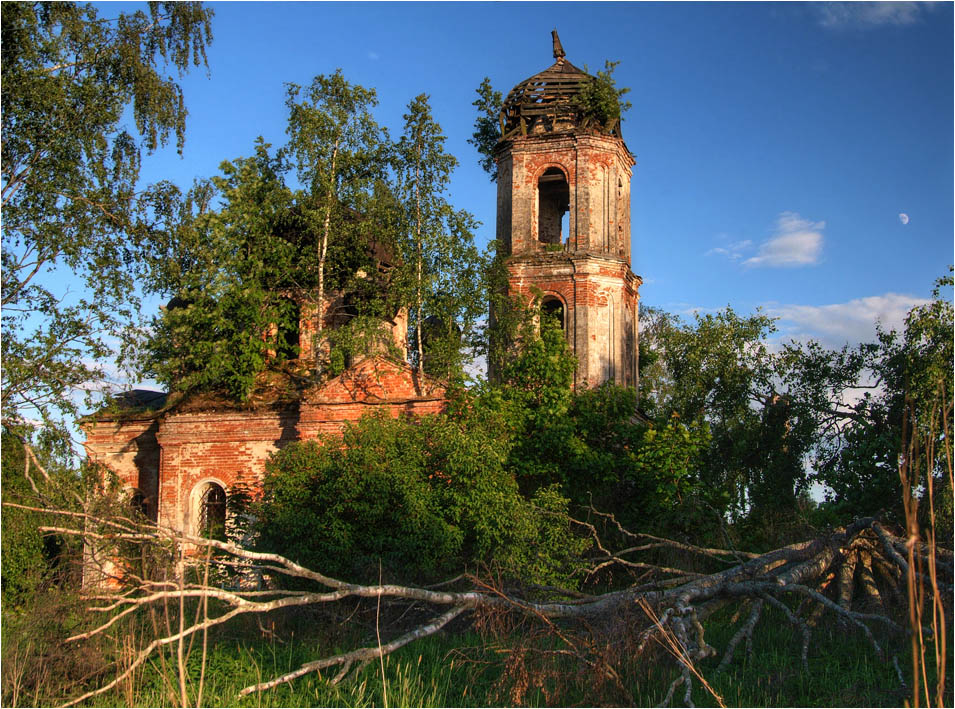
[1,1,214,437]
[140,74,486,402]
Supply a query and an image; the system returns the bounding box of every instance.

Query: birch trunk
[316,140,339,338]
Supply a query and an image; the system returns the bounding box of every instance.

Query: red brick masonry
[83,356,445,532]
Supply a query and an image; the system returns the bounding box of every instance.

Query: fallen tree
[8,500,950,708]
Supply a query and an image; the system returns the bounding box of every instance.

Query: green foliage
[143,77,484,400]
[255,424,459,581]
[635,271,953,539]
[395,94,484,382]
[497,313,576,411]
[795,270,954,530]
[142,141,302,400]
[141,78,392,399]
[565,384,643,493]
[491,313,577,491]
[468,77,503,181]
[633,414,711,507]
[0,428,86,607]
[142,71,395,400]
[482,242,534,382]
[576,60,632,133]
[284,70,389,307]
[1,1,213,433]
[254,407,584,587]
[1,431,48,606]
[639,306,782,521]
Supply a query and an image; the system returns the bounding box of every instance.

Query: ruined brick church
[84,32,642,537]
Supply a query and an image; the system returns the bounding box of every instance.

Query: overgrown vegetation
[576,60,632,132]
[140,74,484,402]
[468,77,503,181]
[468,59,631,181]
[2,3,952,706]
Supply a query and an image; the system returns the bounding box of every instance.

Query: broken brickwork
[496,39,643,389]
[84,357,444,534]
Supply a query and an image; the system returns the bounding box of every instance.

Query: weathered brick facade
[84,357,444,533]
[84,33,644,535]
[496,43,643,389]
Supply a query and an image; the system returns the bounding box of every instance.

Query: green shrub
[0,429,73,606]
[253,411,584,587]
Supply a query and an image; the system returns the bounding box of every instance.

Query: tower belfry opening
[538,167,569,245]
[495,31,643,389]
[541,297,565,331]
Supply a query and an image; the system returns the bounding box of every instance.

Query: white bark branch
[11,501,946,708]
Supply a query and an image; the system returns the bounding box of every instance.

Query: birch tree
[395,94,482,380]
[1,1,213,438]
[284,71,386,347]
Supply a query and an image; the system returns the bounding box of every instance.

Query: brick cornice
[499,132,634,168]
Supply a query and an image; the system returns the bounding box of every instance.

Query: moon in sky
[898,213,910,225]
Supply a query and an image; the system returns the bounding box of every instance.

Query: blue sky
[129,1,952,350]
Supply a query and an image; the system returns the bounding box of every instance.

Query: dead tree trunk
[7,502,950,708]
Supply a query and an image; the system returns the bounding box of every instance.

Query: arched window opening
[541,297,565,331]
[332,292,360,329]
[198,482,227,539]
[129,490,147,518]
[277,298,300,360]
[538,168,569,246]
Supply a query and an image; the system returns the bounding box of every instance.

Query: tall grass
[899,391,951,708]
[4,594,946,707]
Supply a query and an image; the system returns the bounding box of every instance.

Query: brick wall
[84,356,445,533]
[495,130,642,390]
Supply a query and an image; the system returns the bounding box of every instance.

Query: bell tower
[496,32,642,388]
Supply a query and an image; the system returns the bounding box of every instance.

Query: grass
[691,609,910,708]
[78,629,489,708]
[3,600,950,707]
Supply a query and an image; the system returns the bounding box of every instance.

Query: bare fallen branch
[7,500,950,708]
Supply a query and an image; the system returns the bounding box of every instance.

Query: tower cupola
[499,31,625,140]
[494,32,642,389]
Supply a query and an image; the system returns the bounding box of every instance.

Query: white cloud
[815,2,929,28]
[705,239,753,260]
[368,51,380,60]
[899,212,910,225]
[769,292,931,346]
[743,212,824,268]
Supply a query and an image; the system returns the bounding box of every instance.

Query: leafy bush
[253,411,584,586]
[576,60,632,132]
[1,428,80,606]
